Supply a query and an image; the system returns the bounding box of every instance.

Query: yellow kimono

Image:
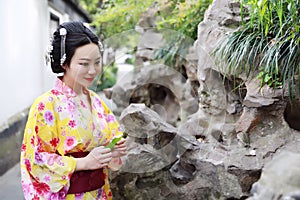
[20,78,122,200]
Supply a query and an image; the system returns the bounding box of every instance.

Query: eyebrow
[78,57,101,61]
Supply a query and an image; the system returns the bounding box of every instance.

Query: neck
[62,76,86,95]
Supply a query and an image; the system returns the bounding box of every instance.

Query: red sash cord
[65,152,105,194]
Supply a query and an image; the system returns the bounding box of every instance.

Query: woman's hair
[50,21,101,74]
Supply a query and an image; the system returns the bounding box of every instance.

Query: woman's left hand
[111,138,127,158]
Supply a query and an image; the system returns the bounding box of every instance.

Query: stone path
[0,162,23,199]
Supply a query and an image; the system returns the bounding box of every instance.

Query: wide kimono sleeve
[20,94,77,199]
[100,98,124,170]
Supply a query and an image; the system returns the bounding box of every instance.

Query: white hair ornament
[60,28,67,66]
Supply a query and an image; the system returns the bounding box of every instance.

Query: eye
[79,62,89,67]
[95,61,101,67]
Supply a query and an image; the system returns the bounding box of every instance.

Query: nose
[88,65,96,74]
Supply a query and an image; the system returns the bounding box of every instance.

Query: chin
[81,80,93,86]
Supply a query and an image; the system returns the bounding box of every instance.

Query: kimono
[20,78,123,200]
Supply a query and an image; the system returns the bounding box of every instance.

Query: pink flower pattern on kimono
[68,120,76,128]
[34,152,45,165]
[38,102,45,111]
[106,114,115,123]
[64,136,77,151]
[44,110,54,126]
[47,154,64,166]
[44,175,51,182]
[67,101,77,115]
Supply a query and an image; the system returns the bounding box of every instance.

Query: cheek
[95,67,102,74]
[72,69,86,79]
[68,65,81,75]
[72,69,81,76]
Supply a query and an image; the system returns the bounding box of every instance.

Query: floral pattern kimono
[20,78,123,200]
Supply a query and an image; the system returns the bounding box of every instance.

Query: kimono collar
[54,77,77,98]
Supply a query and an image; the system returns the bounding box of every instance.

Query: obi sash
[66,152,105,194]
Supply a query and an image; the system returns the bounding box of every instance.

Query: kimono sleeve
[101,99,124,170]
[20,94,77,194]
[101,99,123,138]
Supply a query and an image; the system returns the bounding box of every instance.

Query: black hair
[50,21,100,74]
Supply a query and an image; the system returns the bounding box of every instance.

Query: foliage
[214,0,300,98]
[92,0,156,38]
[80,0,213,84]
[154,0,212,69]
[80,0,158,50]
[79,0,100,15]
[89,64,118,92]
[157,0,212,40]
[154,32,193,73]
[79,0,212,39]
[125,56,135,65]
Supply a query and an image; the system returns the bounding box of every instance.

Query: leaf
[105,135,124,150]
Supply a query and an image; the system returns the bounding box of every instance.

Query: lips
[84,77,94,82]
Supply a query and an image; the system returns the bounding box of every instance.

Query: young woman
[20,21,127,200]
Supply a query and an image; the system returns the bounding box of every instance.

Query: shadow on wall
[0,108,29,176]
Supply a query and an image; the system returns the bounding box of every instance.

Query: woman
[20,21,127,200]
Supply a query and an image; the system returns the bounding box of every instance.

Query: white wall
[0,0,56,124]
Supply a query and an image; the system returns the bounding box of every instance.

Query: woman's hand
[75,146,112,171]
[111,138,127,158]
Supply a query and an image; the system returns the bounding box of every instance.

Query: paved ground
[0,163,23,199]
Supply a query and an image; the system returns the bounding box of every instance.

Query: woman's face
[64,43,102,90]
[64,43,102,89]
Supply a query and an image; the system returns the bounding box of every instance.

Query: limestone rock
[111,64,198,123]
[108,0,300,199]
[248,151,300,200]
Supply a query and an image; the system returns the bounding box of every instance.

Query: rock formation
[107,0,300,199]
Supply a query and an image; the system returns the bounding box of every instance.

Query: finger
[115,144,127,150]
[116,148,127,154]
[97,146,112,153]
[113,146,124,151]
[116,147,127,152]
[100,157,112,164]
[115,142,126,149]
[117,142,126,146]
[91,149,112,160]
[119,149,127,154]
[117,139,126,145]
[100,149,112,155]
[119,151,127,157]
[99,152,112,160]
[94,156,111,166]
[121,149,127,153]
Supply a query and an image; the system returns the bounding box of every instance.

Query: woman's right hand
[75,146,112,171]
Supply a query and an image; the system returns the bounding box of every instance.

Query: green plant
[80,0,158,53]
[125,56,135,65]
[214,0,300,98]
[154,33,193,73]
[154,0,212,70]
[157,0,212,39]
[93,0,156,38]
[256,67,283,88]
[80,0,213,72]
[79,0,100,15]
